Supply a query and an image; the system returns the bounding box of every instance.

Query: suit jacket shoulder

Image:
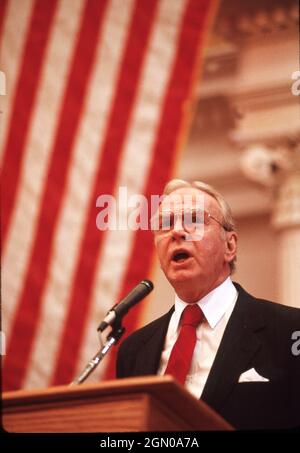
[203,283,300,429]
[232,282,300,346]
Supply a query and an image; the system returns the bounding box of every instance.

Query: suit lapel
[134,307,174,375]
[201,285,265,409]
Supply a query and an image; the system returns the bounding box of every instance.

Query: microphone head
[140,279,154,292]
[97,279,154,332]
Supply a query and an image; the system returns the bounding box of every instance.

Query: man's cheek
[197,238,222,255]
[194,241,211,256]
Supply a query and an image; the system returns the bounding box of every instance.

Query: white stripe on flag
[0,0,34,162]
[76,0,188,381]
[23,0,135,389]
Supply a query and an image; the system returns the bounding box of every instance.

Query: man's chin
[167,269,195,284]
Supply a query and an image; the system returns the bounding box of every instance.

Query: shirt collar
[174,277,238,329]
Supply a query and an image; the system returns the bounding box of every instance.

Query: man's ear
[225,231,237,263]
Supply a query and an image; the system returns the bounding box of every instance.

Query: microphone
[97,279,154,332]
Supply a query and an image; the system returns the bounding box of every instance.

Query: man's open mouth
[172,251,191,263]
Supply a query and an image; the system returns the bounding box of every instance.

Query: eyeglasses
[151,208,229,234]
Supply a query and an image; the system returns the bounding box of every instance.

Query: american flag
[1,0,217,391]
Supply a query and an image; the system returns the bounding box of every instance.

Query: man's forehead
[160,187,218,211]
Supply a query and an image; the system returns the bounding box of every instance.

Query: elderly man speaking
[116,179,300,430]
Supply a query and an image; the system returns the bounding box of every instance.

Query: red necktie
[164,304,204,385]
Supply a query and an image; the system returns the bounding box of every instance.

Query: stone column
[241,145,300,308]
[272,169,300,308]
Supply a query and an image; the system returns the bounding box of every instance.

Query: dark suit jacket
[116,283,300,430]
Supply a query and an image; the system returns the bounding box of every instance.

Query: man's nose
[171,216,187,240]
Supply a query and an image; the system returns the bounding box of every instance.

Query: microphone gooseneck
[71,279,154,385]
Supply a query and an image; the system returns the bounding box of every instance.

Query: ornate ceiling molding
[240,144,300,188]
[216,1,298,42]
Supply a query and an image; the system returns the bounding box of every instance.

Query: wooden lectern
[2,375,232,432]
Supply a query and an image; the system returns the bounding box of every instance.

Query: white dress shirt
[158,277,238,399]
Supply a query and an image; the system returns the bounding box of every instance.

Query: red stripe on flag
[1,0,58,246]
[104,0,214,380]
[0,0,8,37]
[50,0,159,386]
[3,0,109,391]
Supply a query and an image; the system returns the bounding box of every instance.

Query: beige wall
[233,214,279,303]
